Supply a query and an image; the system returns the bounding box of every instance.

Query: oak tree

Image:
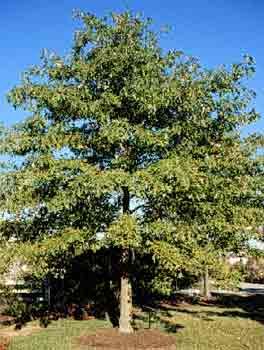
[0,11,263,331]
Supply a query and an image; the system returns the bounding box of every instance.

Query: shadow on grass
[169,306,264,323]
[161,320,185,333]
[133,307,185,334]
[157,292,264,326]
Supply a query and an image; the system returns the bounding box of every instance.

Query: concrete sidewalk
[177,282,264,296]
[240,282,264,295]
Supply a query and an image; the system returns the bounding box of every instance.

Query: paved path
[178,283,264,296]
[240,282,264,295]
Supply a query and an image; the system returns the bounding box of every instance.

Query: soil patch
[0,337,10,350]
[77,328,176,350]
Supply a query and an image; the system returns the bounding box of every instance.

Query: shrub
[242,257,264,283]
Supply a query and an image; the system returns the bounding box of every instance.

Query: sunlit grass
[8,319,109,350]
[7,304,264,350]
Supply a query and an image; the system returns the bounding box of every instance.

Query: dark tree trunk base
[77,328,176,350]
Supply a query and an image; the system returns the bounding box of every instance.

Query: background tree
[0,10,263,333]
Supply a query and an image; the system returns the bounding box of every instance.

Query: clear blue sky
[1,0,263,134]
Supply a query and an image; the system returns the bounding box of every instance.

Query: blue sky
[0,0,263,134]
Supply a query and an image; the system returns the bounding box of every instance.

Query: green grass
[154,304,264,350]
[8,319,109,350]
[7,303,264,350]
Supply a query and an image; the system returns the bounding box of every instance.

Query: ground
[6,319,108,350]
[2,295,264,350]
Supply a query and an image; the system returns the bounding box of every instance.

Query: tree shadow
[160,319,185,333]
[133,307,185,334]
[169,306,264,323]
[158,292,264,326]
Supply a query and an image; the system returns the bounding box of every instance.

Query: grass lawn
[8,319,109,350]
[155,303,264,350]
[6,302,264,350]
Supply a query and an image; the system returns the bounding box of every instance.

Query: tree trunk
[105,251,119,327]
[119,187,133,333]
[201,265,211,299]
[44,276,51,308]
[119,272,133,333]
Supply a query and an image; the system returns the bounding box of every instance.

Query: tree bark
[119,270,133,333]
[201,265,211,299]
[119,187,133,333]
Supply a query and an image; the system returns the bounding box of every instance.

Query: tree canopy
[0,11,263,332]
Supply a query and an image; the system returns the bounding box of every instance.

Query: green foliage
[106,214,141,249]
[211,261,243,290]
[5,299,29,320]
[0,10,262,299]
